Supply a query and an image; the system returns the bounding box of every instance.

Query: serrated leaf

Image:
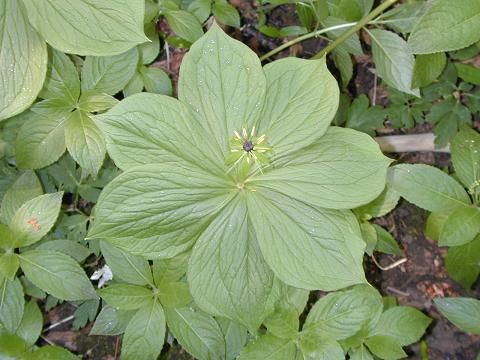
[238,334,297,360]
[0,277,24,333]
[89,305,135,336]
[16,301,42,346]
[10,192,63,247]
[16,109,69,169]
[439,207,480,246]
[94,93,223,174]
[82,48,139,95]
[369,29,419,96]
[408,0,480,54]
[247,189,366,290]
[0,171,42,225]
[165,10,204,43]
[88,163,232,258]
[451,126,480,191]
[166,307,226,360]
[98,284,153,310]
[369,306,431,346]
[388,164,471,212]
[435,297,480,334]
[258,57,339,159]
[412,53,447,88]
[365,335,406,360]
[100,241,154,287]
[121,300,165,360]
[39,49,80,105]
[64,110,106,176]
[188,196,277,331]
[21,0,147,56]
[445,235,480,288]
[0,0,47,121]
[178,23,266,156]
[253,127,391,210]
[19,250,97,301]
[303,285,383,341]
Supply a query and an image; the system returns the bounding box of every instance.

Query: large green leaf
[121,300,166,360]
[89,305,134,336]
[165,10,204,43]
[435,297,480,334]
[368,29,419,96]
[238,334,298,360]
[247,190,366,290]
[188,196,278,331]
[88,163,233,258]
[64,110,106,176]
[16,301,42,346]
[369,306,431,346]
[258,57,339,159]
[388,164,471,212]
[100,241,154,287]
[0,0,47,121]
[0,277,24,333]
[21,0,147,56]
[178,23,266,156]
[412,53,447,89]
[10,192,63,247]
[445,235,480,288]
[19,250,97,301]
[16,109,69,169]
[439,207,480,246]
[364,335,406,360]
[94,93,223,174]
[21,346,78,360]
[303,285,383,340]
[0,171,42,225]
[166,307,226,360]
[253,127,391,210]
[451,126,480,191]
[98,284,154,311]
[81,48,139,95]
[39,49,80,105]
[408,0,480,54]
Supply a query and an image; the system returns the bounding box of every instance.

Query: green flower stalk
[88,24,391,330]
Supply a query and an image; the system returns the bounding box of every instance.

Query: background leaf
[435,297,480,334]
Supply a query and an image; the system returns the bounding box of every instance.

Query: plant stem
[312,0,400,59]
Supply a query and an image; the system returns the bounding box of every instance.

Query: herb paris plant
[88,24,391,331]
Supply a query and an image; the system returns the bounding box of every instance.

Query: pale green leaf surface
[188,196,277,331]
[21,346,78,360]
[369,29,419,96]
[166,307,226,360]
[0,224,14,250]
[0,171,42,225]
[158,281,192,309]
[16,301,42,346]
[121,300,165,360]
[412,53,447,88]
[78,91,118,113]
[89,305,134,336]
[82,48,139,95]
[264,303,299,340]
[10,192,63,247]
[247,190,366,290]
[445,235,480,288]
[439,207,480,246]
[64,110,106,176]
[152,251,189,284]
[365,335,406,360]
[298,334,344,360]
[0,0,47,121]
[140,67,173,96]
[374,225,402,256]
[21,0,147,56]
[94,93,223,174]
[303,285,383,340]
[354,183,400,221]
[322,16,363,56]
[451,126,480,190]
[435,297,480,334]
[349,345,374,360]
[88,163,233,258]
[178,23,266,156]
[36,240,92,263]
[100,241,154,287]
[259,57,339,159]
[212,0,241,28]
[19,250,97,301]
[238,334,297,360]
[408,0,480,54]
[217,318,247,360]
[39,49,80,105]
[0,277,24,333]
[165,10,204,43]
[98,284,153,310]
[16,109,69,169]
[388,164,471,212]
[369,306,431,346]
[254,127,391,210]
[0,253,19,279]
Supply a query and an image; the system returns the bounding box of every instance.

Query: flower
[88,24,391,330]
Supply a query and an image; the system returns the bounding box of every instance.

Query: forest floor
[38,2,480,359]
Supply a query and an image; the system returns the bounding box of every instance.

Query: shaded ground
[36,2,480,359]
